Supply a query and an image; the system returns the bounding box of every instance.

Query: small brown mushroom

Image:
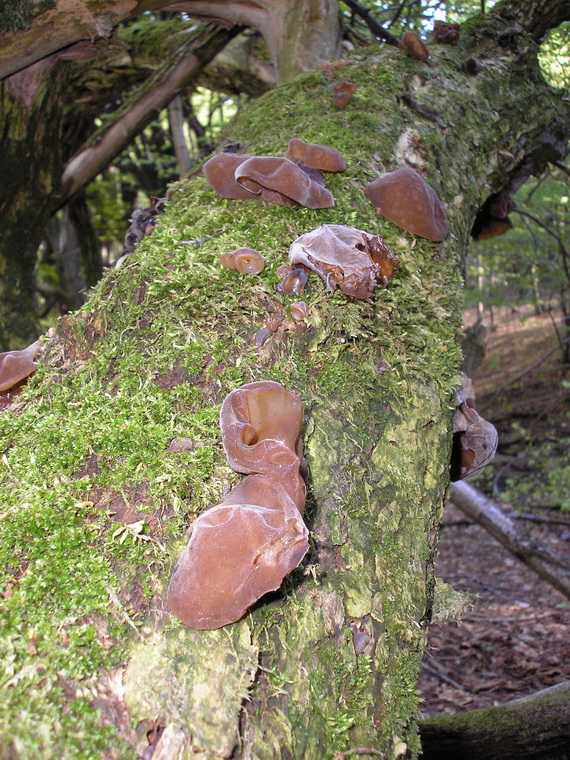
[398,31,430,62]
[333,81,357,109]
[285,139,346,172]
[451,374,498,480]
[433,20,460,44]
[471,192,515,241]
[234,156,335,209]
[290,301,309,322]
[202,153,256,200]
[220,247,265,274]
[365,167,449,242]
[277,267,308,295]
[288,224,399,299]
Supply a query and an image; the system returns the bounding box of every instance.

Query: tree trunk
[419,691,570,760]
[0,4,569,759]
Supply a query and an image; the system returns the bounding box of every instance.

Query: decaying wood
[450,481,570,599]
[420,690,570,760]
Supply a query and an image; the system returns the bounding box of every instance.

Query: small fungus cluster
[0,341,39,410]
[451,375,498,480]
[167,381,309,630]
[289,224,400,299]
[433,20,460,44]
[203,139,347,210]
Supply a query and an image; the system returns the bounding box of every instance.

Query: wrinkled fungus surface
[0,341,39,393]
[220,247,265,274]
[203,153,255,200]
[167,381,308,629]
[451,375,498,480]
[285,139,346,172]
[365,167,449,242]
[289,224,399,299]
[235,156,335,209]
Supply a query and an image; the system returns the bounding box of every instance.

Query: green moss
[1,35,531,757]
[0,0,55,34]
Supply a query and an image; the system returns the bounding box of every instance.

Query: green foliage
[538,22,570,93]
[496,418,570,512]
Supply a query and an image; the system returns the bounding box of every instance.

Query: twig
[450,481,570,598]
[333,749,386,759]
[553,161,570,178]
[513,513,570,527]
[421,660,470,692]
[488,338,570,399]
[178,230,224,245]
[340,0,400,46]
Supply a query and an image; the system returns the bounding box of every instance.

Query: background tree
[0,1,569,759]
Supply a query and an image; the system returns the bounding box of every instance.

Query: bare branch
[340,0,400,47]
[53,24,240,209]
[450,481,570,599]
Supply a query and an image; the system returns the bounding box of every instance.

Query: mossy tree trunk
[419,691,570,760]
[0,3,569,759]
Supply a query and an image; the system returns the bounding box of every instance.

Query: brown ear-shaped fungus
[365,167,449,242]
[450,374,498,480]
[203,153,256,200]
[166,494,308,630]
[285,139,346,172]
[0,341,40,411]
[0,340,40,393]
[220,247,265,274]
[471,192,515,241]
[277,267,308,295]
[398,31,429,62]
[288,224,399,299]
[433,20,460,44]
[167,380,309,629]
[333,81,357,109]
[235,156,335,209]
[290,301,309,322]
[220,380,306,507]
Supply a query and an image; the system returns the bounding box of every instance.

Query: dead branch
[340,0,400,46]
[54,24,240,209]
[449,481,570,599]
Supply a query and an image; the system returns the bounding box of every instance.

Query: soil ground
[419,305,570,716]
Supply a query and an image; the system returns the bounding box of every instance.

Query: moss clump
[0,0,55,34]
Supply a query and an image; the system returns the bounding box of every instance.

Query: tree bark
[0,3,569,759]
[419,691,570,760]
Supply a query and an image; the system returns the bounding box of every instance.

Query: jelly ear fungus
[167,381,309,630]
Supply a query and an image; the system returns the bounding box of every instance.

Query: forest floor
[419,305,570,716]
